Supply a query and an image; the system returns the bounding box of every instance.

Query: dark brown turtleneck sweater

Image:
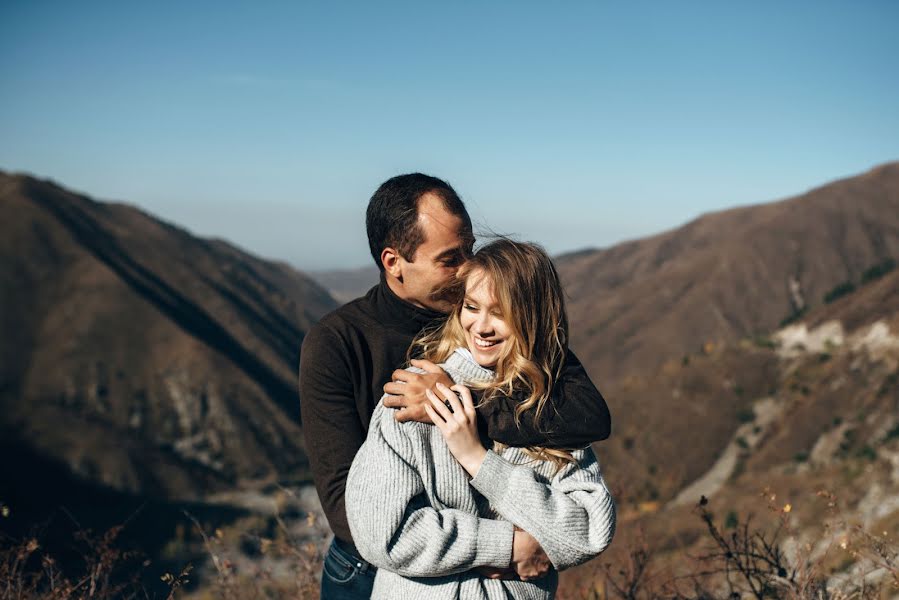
[299,278,611,550]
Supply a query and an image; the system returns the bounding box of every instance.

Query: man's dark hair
[366,173,473,271]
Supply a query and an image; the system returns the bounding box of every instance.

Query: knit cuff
[474,516,514,568]
[469,449,516,504]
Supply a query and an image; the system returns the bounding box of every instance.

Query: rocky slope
[559,162,899,388]
[0,172,337,501]
[561,265,899,597]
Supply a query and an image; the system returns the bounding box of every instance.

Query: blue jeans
[320,538,376,600]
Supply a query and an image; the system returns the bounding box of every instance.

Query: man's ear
[381,247,403,282]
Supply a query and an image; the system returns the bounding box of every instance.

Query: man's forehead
[416,194,472,247]
[417,194,463,230]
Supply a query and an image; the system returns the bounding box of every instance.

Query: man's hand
[511,528,552,581]
[382,360,453,423]
[474,566,516,580]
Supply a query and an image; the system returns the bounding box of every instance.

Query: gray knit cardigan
[345,348,616,600]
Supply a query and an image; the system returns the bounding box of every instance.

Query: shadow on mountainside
[24,180,300,420]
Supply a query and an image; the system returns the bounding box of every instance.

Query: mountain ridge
[1,171,338,500]
[558,161,899,385]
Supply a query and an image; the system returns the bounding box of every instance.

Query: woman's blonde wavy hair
[412,238,575,469]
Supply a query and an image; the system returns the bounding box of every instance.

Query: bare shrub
[180,495,323,599]
[0,522,149,599]
[585,490,898,600]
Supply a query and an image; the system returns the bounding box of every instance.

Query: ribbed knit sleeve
[346,402,515,577]
[469,448,616,570]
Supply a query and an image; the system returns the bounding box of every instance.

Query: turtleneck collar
[444,348,496,385]
[371,273,446,334]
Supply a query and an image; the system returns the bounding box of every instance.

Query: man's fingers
[410,359,443,374]
[382,395,405,409]
[394,406,432,424]
[383,381,407,396]
[391,369,417,383]
[394,407,416,423]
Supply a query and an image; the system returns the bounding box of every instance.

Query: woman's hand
[423,382,487,477]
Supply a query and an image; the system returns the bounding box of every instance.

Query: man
[299,173,611,599]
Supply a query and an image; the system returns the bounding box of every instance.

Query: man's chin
[427,288,458,314]
[423,298,454,314]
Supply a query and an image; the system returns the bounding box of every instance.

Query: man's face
[397,193,471,312]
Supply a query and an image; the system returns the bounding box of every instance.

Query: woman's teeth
[475,338,497,348]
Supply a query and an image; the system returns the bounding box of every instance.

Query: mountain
[554,163,899,595]
[593,263,898,506]
[559,162,899,387]
[560,162,899,571]
[0,172,338,501]
[560,261,899,597]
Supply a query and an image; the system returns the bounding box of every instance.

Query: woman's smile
[460,270,513,368]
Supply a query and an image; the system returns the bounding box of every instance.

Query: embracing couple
[299,173,616,600]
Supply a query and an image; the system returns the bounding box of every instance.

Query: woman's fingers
[425,388,452,423]
[423,403,443,429]
[451,384,476,418]
[435,383,465,420]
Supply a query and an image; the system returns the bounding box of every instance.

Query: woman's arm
[345,402,515,578]
[426,383,616,571]
[469,447,616,570]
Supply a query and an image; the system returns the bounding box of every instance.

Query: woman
[346,239,615,600]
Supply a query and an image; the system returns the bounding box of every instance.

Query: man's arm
[479,350,611,448]
[385,351,611,448]
[298,323,364,544]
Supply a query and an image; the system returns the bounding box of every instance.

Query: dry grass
[564,489,898,600]
[0,523,148,599]
[178,487,324,599]
[3,486,894,599]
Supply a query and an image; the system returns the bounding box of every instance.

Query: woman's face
[459,269,514,368]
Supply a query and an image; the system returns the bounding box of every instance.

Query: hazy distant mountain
[0,172,338,500]
[308,264,380,304]
[559,161,899,386]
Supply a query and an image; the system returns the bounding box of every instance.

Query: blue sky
[2,1,898,270]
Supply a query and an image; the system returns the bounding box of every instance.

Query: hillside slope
[0,172,337,499]
[559,162,899,385]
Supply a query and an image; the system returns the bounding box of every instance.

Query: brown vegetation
[558,161,899,388]
[561,492,898,599]
[0,171,336,502]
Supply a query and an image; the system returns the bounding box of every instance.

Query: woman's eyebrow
[464,296,499,309]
